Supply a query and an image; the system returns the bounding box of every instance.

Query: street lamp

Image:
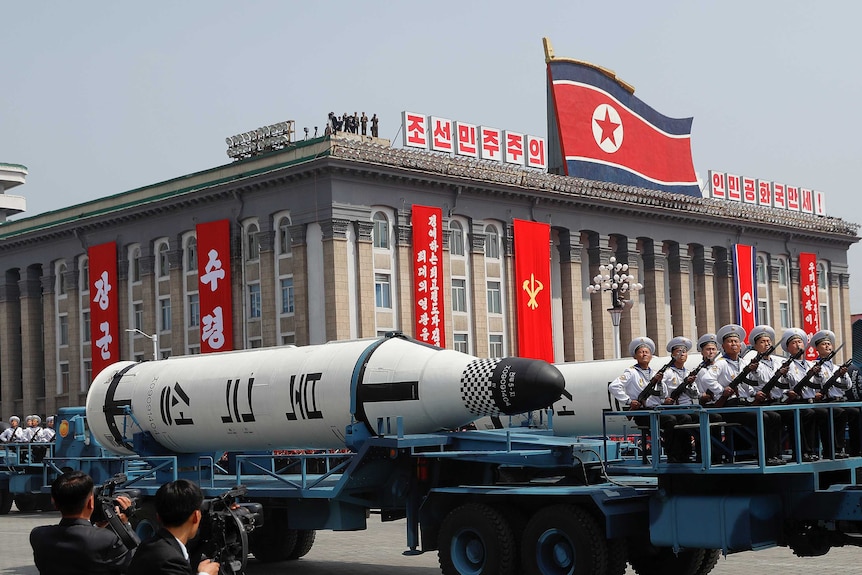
[586,256,643,359]
[126,328,159,361]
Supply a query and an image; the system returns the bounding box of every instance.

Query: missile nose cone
[495,357,566,415]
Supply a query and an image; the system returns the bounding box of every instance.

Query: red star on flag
[594,108,620,147]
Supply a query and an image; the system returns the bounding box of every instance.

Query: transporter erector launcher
[86,333,566,456]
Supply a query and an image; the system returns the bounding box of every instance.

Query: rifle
[714,344,776,408]
[754,348,806,404]
[820,358,854,398]
[792,343,844,397]
[670,358,711,403]
[633,357,677,408]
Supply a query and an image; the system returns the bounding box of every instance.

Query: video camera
[194,485,263,575]
[91,473,141,550]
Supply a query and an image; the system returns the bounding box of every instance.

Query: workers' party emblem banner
[196,219,233,353]
[88,241,120,375]
[799,252,820,360]
[547,58,700,196]
[732,244,757,343]
[514,219,553,362]
[412,205,445,347]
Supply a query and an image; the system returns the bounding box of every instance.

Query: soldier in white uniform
[0,416,26,443]
[811,329,857,458]
[780,328,825,461]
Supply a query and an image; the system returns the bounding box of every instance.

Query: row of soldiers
[609,324,858,465]
[0,414,56,443]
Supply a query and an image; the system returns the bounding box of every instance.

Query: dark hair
[51,471,94,516]
[154,479,203,527]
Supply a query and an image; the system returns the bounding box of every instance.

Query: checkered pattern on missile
[461,358,501,416]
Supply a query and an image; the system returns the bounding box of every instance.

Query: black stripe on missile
[102,363,139,451]
[361,381,420,402]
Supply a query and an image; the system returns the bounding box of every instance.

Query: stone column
[20,266,44,418]
[667,242,693,339]
[116,250,129,362]
[617,237,642,350]
[139,253,157,350]
[557,229,584,362]
[64,266,83,405]
[168,247,185,354]
[354,220,376,338]
[503,225,516,355]
[692,245,716,338]
[586,234,613,360]
[0,272,22,420]
[768,259,781,331]
[396,211,414,336]
[469,225,488,357]
[288,224,309,346]
[257,230,277,347]
[838,273,852,362]
[712,248,735,327]
[41,273,56,415]
[641,239,669,349]
[321,219,351,341]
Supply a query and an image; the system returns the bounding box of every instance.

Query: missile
[85,333,565,456]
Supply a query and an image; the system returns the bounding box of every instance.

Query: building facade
[0,134,857,419]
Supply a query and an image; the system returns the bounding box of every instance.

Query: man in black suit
[127,479,219,575]
[30,471,135,574]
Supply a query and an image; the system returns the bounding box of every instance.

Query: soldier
[780,328,826,461]
[608,337,693,463]
[811,329,857,458]
[694,333,727,463]
[370,113,379,137]
[663,336,697,406]
[0,416,26,442]
[361,112,368,135]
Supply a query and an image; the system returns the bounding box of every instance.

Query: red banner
[88,242,119,375]
[412,205,445,347]
[799,252,820,360]
[514,219,553,362]
[732,244,757,343]
[196,220,233,353]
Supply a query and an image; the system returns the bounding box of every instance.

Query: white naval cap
[749,325,776,344]
[696,333,718,350]
[9,415,19,424]
[666,336,693,353]
[628,337,656,357]
[717,324,746,342]
[811,329,836,347]
[780,328,808,352]
[31,415,41,425]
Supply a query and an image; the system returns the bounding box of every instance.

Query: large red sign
[412,205,445,347]
[514,219,553,362]
[196,220,233,353]
[88,242,119,375]
[732,244,757,343]
[799,252,820,360]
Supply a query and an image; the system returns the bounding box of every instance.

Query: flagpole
[586,256,642,359]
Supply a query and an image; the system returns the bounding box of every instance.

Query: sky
[2,1,860,311]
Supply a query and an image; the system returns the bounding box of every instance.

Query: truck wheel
[248,509,297,562]
[0,489,12,515]
[287,530,316,559]
[629,547,705,575]
[438,503,515,575]
[521,505,607,575]
[695,549,721,575]
[14,493,37,513]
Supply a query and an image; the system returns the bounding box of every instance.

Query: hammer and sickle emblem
[522,274,544,309]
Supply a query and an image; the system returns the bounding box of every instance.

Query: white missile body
[86,335,565,456]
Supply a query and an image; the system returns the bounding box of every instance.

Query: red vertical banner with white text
[412,205,445,347]
[799,252,820,360]
[88,242,119,376]
[196,220,234,353]
[514,219,553,362]
[732,244,757,343]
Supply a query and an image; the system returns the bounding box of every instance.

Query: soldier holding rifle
[780,329,829,461]
[811,330,858,457]
[608,337,693,463]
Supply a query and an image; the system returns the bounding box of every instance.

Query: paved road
[2,504,859,574]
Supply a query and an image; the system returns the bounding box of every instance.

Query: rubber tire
[521,504,608,575]
[695,549,721,575]
[248,508,297,563]
[14,493,37,513]
[494,504,526,568]
[287,529,316,560]
[438,502,515,575]
[0,489,12,515]
[629,547,706,575]
[606,538,628,575]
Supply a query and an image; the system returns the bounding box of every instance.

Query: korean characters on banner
[799,252,820,360]
[88,242,120,375]
[401,112,547,171]
[412,205,445,347]
[196,220,234,353]
[707,170,827,216]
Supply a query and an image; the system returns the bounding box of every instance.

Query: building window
[249,338,263,349]
[159,298,171,332]
[373,212,389,249]
[83,361,92,390]
[188,346,201,355]
[819,304,830,330]
[281,277,295,314]
[487,281,502,314]
[278,218,292,256]
[157,242,170,278]
[59,315,69,346]
[756,256,767,285]
[375,273,392,308]
[453,333,469,354]
[778,258,788,287]
[452,278,467,312]
[282,333,296,346]
[130,248,141,283]
[80,258,89,293]
[817,264,826,288]
[56,263,67,296]
[185,237,197,273]
[133,303,144,331]
[779,301,790,329]
[248,283,262,318]
[82,311,91,342]
[449,221,464,256]
[187,293,200,328]
[484,225,499,259]
[489,334,504,358]
[757,300,769,325]
[59,363,70,394]
[246,223,260,261]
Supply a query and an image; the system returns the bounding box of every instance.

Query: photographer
[30,471,135,574]
[128,479,219,575]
